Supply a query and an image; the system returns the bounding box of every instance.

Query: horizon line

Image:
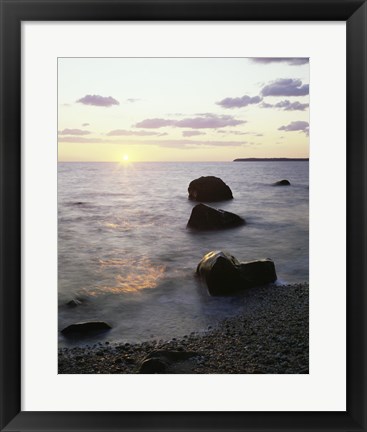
[58,158,309,163]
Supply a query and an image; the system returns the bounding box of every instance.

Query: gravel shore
[58,283,308,374]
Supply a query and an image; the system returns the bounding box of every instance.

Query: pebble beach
[58,283,308,374]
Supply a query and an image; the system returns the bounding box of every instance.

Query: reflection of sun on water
[117,154,134,168]
[85,257,166,295]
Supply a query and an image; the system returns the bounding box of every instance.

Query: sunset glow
[58,58,309,162]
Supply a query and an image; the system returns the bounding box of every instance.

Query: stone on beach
[274,179,291,186]
[61,321,112,337]
[196,251,277,296]
[139,350,200,374]
[139,358,168,374]
[187,203,245,230]
[188,176,233,202]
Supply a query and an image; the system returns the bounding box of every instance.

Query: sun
[118,153,134,165]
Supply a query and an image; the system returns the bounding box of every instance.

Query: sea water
[58,161,308,346]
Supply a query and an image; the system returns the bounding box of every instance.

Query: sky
[58,58,309,162]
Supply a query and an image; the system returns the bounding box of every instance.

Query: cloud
[216,130,262,137]
[82,123,90,127]
[176,114,245,128]
[259,102,273,108]
[106,129,164,136]
[58,136,107,143]
[261,99,309,111]
[127,98,140,103]
[58,134,253,149]
[276,100,309,111]
[251,58,309,66]
[261,79,309,97]
[182,131,206,137]
[134,118,175,128]
[217,130,249,136]
[216,95,262,109]
[149,139,249,149]
[76,94,120,107]
[58,129,91,136]
[278,121,309,135]
[135,114,245,129]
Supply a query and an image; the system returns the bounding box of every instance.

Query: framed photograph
[1,0,366,431]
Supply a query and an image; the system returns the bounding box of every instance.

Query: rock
[61,321,112,337]
[196,251,277,296]
[237,259,278,287]
[196,251,242,295]
[66,298,83,307]
[139,358,168,374]
[188,176,233,202]
[65,295,86,308]
[147,350,199,362]
[187,203,245,230]
[274,179,291,186]
[139,350,200,374]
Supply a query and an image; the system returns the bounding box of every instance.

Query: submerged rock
[274,179,291,186]
[61,321,112,337]
[66,299,82,308]
[187,203,245,230]
[66,296,85,307]
[196,251,277,296]
[188,176,233,202]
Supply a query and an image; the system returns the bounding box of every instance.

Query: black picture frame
[1,1,366,431]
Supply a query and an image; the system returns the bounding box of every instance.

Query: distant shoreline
[58,159,309,163]
[233,158,309,162]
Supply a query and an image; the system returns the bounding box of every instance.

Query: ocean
[58,161,308,346]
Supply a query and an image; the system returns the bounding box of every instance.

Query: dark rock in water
[196,251,242,296]
[274,179,291,186]
[196,251,277,296]
[61,321,112,337]
[188,176,233,202]
[237,259,278,287]
[187,203,245,230]
[139,350,200,374]
[69,201,86,206]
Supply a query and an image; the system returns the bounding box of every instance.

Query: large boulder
[188,176,233,202]
[274,179,291,186]
[61,321,112,337]
[196,251,277,296]
[187,203,245,230]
